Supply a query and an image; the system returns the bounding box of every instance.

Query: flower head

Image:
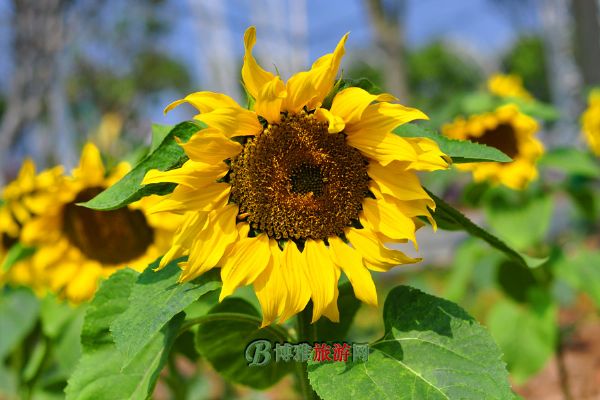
[582,89,600,156]
[442,104,543,190]
[20,143,180,302]
[144,26,449,325]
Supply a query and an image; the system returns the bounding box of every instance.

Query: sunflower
[582,89,600,156]
[487,74,532,100]
[442,104,543,190]
[0,160,63,291]
[20,143,180,302]
[142,26,449,326]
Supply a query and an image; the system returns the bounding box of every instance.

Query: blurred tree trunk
[571,0,600,86]
[364,0,409,101]
[539,0,583,147]
[0,0,69,184]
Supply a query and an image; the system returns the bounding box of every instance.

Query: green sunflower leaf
[0,288,39,360]
[486,291,557,384]
[150,123,175,153]
[426,189,548,268]
[111,259,221,367]
[395,123,512,163]
[194,297,293,389]
[80,121,202,211]
[308,286,514,400]
[66,268,183,400]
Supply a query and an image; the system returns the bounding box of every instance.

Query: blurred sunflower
[487,74,532,100]
[21,143,180,302]
[143,26,449,326]
[442,104,543,190]
[1,160,63,291]
[582,89,600,156]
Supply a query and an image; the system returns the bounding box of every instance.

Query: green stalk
[295,306,317,400]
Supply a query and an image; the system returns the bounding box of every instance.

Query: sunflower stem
[296,306,318,400]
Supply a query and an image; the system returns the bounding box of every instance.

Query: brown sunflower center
[61,187,154,265]
[229,112,370,241]
[469,123,519,159]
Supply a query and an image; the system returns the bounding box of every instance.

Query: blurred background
[1,2,600,399]
[1,0,599,184]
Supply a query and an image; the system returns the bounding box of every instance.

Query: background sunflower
[20,143,180,302]
[442,104,544,190]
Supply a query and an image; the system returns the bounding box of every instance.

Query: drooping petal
[220,233,271,300]
[164,91,240,114]
[346,227,420,272]
[254,240,287,327]
[328,237,378,306]
[178,129,242,164]
[279,241,312,323]
[361,196,417,245]
[178,205,239,281]
[344,102,429,136]
[321,269,340,322]
[368,162,432,202]
[254,76,287,123]
[330,87,396,125]
[404,137,451,171]
[157,212,208,270]
[346,130,418,166]
[194,107,262,138]
[241,26,276,99]
[303,240,338,323]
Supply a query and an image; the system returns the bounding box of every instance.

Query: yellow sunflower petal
[73,143,105,185]
[329,237,378,306]
[254,76,287,123]
[346,227,420,271]
[368,162,431,202]
[346,130,417,166]
[283,33,348,112]
[178,129,242,163]
[321,274,340,322]
[164,91,239,114]
[344,102,428,136]
[194,107,262,138]
[303,240,338,323]
[314,107,345,133]
[254,240,287,327]
[178,205,239,282]
[65,267,101,303]
[219,234,271,301]
[305,33,349,110]
[242,26,276,99]
[279,241,312,323]
[147,183,230,214]
[158,212,208,269]
[362,197,417,245]
[143,161,228,188]
[330,87,396,125]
